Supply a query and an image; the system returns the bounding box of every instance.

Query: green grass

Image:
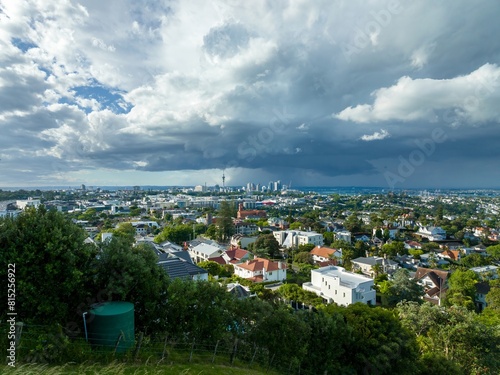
[1,362,280,375]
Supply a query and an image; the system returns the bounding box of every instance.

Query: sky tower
[222,170,225,188]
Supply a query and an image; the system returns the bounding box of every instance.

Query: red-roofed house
[438,249,461,262]
[233,257,287,283]
[310,246,342,265]
[223,248,251,264]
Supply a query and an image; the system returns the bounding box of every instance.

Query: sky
[1,0,499,189]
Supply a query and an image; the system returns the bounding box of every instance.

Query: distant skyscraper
[222,170,226,188]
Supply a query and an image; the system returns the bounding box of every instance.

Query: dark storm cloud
[1,0,500,187]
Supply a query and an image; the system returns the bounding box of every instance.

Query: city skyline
[1,1,500,189]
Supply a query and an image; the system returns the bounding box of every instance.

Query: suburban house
[236,203,267,220]
[404,240,422,250]
[470,265,499,280]
[273,230,323,248]
[225,282,256,299]
[302,266,376,306]
[475,282,491,312]
[351,256,399,277]
[438,249,461,262]
[416,226,446,241]
[234,222,259,236]
[233,258,287,283]
[230,234,257,249]
[222,248,250,264]
[372,227,399,239]
[334,230,352,244]
[309,246,342,265]
[414,267,449,305]
[188,241,225,263]
[157,253,208,281]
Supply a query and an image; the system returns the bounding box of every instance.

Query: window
[335,290,337,295]
[328,285,330,290]
[343,293,345,297]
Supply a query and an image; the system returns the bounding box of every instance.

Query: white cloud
[360,129,390,141]
[335,64,500,124]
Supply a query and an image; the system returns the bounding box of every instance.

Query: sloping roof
[235,257,284,272]
[225,248,249,261]
[352,256,398,267]
[208,256,226,265]
[226,283,253,299]
[310,246,337,258]
[476,282,490,295]
[158,258,208,280]
[440,249,460,261]
[415,267,449,294]
[191,242,223,256]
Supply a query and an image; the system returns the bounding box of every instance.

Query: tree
[91,239,170,334]
[294,251,313,264]
[325,303,420,375]
[384,269,424,306]
[323,231,334,246]
[297,243,315,253]
[460,253,491,269]
[0,206,97,326]
[289,221,302,230]
[486,244,500,261]
[154,224,193,244]
[444,269,479,311]
[251,233,280,259]
[381,241,405,257]
[163,278,234,342]
[344,213,362,232]
[198,260,223,277]
[217,200,235,242]
[398,301,500,373]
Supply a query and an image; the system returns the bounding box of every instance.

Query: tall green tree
[90,239,169,334]
[444,269,479,310]
[398,301,500,373]
[383,269,424,306]
[217,200,235,242]
[325,303,420,375]
[250,233,280,259]
[0,206,97,326]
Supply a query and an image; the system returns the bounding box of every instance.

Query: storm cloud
[1,0,499,188]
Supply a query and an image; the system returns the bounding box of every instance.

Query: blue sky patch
[11,37,37,52]
[66,80,132,114]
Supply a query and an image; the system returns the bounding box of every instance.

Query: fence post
[113,332,123,357]
[15,322,23,347]
[133,332,144,360]
[250,344,258,365]
[230,338,238,365]
[212,340,220,363]
[161,335,169,360]
[267,353,275,372]
[189,338,195,362]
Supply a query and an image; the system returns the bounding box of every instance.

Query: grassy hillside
[2,363,280,375]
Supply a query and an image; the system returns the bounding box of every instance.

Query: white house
[233,258,287,283]
[351,256,399,277]
[16,198,41,210]
[273,230,323,248]
[188,242,224,263]
[334,230,352,244]
[309,246,342,264]
[303,266,376,306]
[417,226,446,241]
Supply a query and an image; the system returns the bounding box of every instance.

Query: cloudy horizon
[1,1,499,189]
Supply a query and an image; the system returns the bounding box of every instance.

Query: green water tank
[86,301,134,353]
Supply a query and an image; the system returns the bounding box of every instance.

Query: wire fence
[0,322,323,375]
